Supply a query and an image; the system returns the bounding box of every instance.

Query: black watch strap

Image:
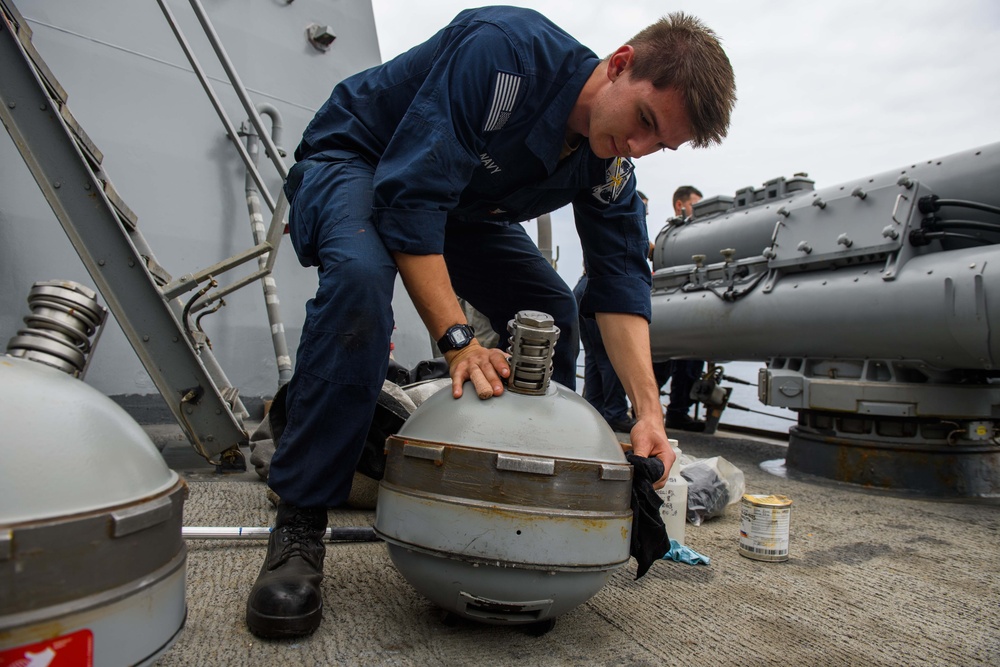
[437,324,475,353]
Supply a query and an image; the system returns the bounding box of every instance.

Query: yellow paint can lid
[742,493,793,507]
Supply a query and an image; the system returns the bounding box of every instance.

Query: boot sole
[246,602,323,639]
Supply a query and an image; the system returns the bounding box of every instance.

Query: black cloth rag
[625,452,670,579]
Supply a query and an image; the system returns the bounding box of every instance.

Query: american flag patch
[483,71,522,132]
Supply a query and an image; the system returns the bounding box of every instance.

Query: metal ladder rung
[2,3,92,165]
[0,0,28,39]
[61,104,104,167]
[142,254,173,287]
[1,7,73,139]
[101,179,138,230]
[18,32,67,105]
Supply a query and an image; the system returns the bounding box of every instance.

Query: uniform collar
[525,55,601,174]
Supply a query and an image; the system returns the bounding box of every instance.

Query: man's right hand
[391,251,510,398]
[445,340,510,399]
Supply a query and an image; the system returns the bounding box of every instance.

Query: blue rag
[663,539,711,566]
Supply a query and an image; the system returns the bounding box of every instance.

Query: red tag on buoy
[0,629,93,666]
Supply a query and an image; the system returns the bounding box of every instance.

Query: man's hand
[627,415,674,489]
[592,312,674,487]
[392,251,510,400]
[445,340,510,399]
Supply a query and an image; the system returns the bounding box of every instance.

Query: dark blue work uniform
[270,6,653,508]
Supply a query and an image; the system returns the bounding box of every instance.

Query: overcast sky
[370,0,1000,285]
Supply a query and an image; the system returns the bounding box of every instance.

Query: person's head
[581,13,735,160]
[627,13,736,149]
[636,189,649,217]
[672,185,703,218]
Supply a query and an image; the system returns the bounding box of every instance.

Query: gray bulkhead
[0,0,431,412]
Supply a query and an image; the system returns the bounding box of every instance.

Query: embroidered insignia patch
[483,71,523,132]
[591,157,635,204]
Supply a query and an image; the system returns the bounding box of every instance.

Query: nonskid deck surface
[155,427,1000,666]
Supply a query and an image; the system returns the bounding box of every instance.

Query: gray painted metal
[0,355,179,523]
[383,543,616,625]
[652,245,1000,368]
[154,0,278,213]
[786,427,1000,498]
[0,0,422,414]
[761,358,1000,417]
[185,0,289,182]
[241,117,293,384]
[0,9,249,459]
[377,486,630,569]
[648,142,1000,496]
[651,144,1000,279]
[398,380,627,463]
[155,427,1000,665]
[376,312,633,624]
[0,551,186,666]
[650,143,1000,363]
[0,351,186,663]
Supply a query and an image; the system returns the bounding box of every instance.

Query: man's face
[587,50,694,160]
[676,194,702,218]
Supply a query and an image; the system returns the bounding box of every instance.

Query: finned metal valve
[5,280,108,377]
[506,310,560,395]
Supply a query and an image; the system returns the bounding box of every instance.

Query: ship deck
[152,425,1000,666]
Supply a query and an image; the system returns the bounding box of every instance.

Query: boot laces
[272,512,324,569]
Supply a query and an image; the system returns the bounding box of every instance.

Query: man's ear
[606,45,635,81]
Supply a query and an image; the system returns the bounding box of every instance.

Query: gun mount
[649,142,1000,498]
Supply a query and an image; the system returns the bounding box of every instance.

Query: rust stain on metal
[384,435,631,512]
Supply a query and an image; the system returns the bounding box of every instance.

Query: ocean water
[710,360,797,434]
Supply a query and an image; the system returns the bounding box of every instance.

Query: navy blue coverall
[270,6,653,509]
[574,274,631,427]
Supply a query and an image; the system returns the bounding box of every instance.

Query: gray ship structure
[649,144,1000,497]
[1,1,999,665]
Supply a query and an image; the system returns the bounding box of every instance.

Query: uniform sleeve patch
[591,158,635,204]
[483,71,523,132]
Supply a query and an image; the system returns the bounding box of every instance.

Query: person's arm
[372,26,523,257]
[393,251,509,399]
[595,312,674,486]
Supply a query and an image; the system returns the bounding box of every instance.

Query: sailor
[247,6,735,638]
[654,185,710,432]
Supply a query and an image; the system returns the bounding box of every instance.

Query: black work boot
[246,502,327,638]
[665,412,707,433]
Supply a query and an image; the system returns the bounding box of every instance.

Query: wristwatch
[437,324,475,353]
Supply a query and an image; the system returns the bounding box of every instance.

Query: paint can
[738,494,792,562]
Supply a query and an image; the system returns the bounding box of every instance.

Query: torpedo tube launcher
[375,311,635,626]
[648,143,1000,498]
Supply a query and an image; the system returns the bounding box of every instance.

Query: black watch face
[449,327,472,347]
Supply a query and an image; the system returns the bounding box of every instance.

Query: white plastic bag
[679,456,745,526]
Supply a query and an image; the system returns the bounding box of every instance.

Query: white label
[739,503,790,557]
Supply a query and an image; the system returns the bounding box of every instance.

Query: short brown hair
[672,185,702,206]
[626,12,736,148]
